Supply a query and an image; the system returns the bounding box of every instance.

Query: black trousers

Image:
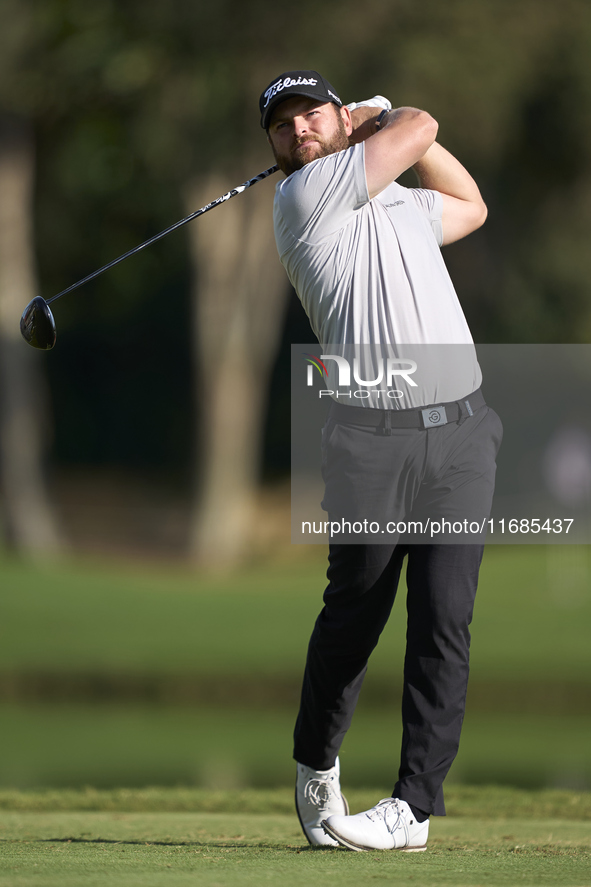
[293,401,502,816]
[293,542,484,816]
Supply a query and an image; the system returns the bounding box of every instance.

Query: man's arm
[348,104,486,244]
[350,106,439,201]
[412,143,487,245]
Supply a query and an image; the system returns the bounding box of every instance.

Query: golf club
[20,164,279,350]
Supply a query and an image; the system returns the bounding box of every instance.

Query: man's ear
[340,105,353,137]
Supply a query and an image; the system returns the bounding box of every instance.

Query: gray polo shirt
[273,142,482,407]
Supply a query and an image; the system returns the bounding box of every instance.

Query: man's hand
[349,106,383,145]
[347,97,391,145]
[413,143,487,245]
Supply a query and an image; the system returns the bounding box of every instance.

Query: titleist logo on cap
[259,70,342,129]
[263,76,319,109]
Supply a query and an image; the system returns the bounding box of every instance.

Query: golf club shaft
[46,164,279,306]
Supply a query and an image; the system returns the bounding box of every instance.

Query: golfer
[260,71,502,852]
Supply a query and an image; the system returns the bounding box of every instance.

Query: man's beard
[271,115,350,177]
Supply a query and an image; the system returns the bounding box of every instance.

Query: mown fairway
[1,786,590,887]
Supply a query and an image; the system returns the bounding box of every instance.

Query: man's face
[267,96,352,177]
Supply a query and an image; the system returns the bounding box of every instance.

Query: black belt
[328,388,485,432]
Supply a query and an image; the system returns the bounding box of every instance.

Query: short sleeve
[274,142,369,246]
[407,188,443,247]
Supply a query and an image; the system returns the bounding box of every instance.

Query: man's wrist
[376,109,390,131]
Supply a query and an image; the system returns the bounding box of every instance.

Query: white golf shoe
[295,758,349,846]
[322,797,429,852]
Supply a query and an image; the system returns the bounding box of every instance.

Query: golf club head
[20,296,57,350]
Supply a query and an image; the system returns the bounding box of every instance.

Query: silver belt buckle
[421,405,448,428]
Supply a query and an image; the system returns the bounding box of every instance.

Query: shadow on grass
[25,837,325,852]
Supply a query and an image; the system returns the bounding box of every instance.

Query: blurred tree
[0,116,64,554]
[184,168,287,564]
[68,0,294,564]
[0,0,295,562]
[0,3,64,554]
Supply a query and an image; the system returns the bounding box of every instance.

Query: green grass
[1,785,591,818]
[0,703,590,791]
[0,788,590,887]
[0,546,590,792]
[0,552,327,674]
[0,546,589,679]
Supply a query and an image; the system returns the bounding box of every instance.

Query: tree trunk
[0,114,64,555]
[184,165,287,566]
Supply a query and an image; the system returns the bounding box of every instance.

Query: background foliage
[2,0,591,483]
